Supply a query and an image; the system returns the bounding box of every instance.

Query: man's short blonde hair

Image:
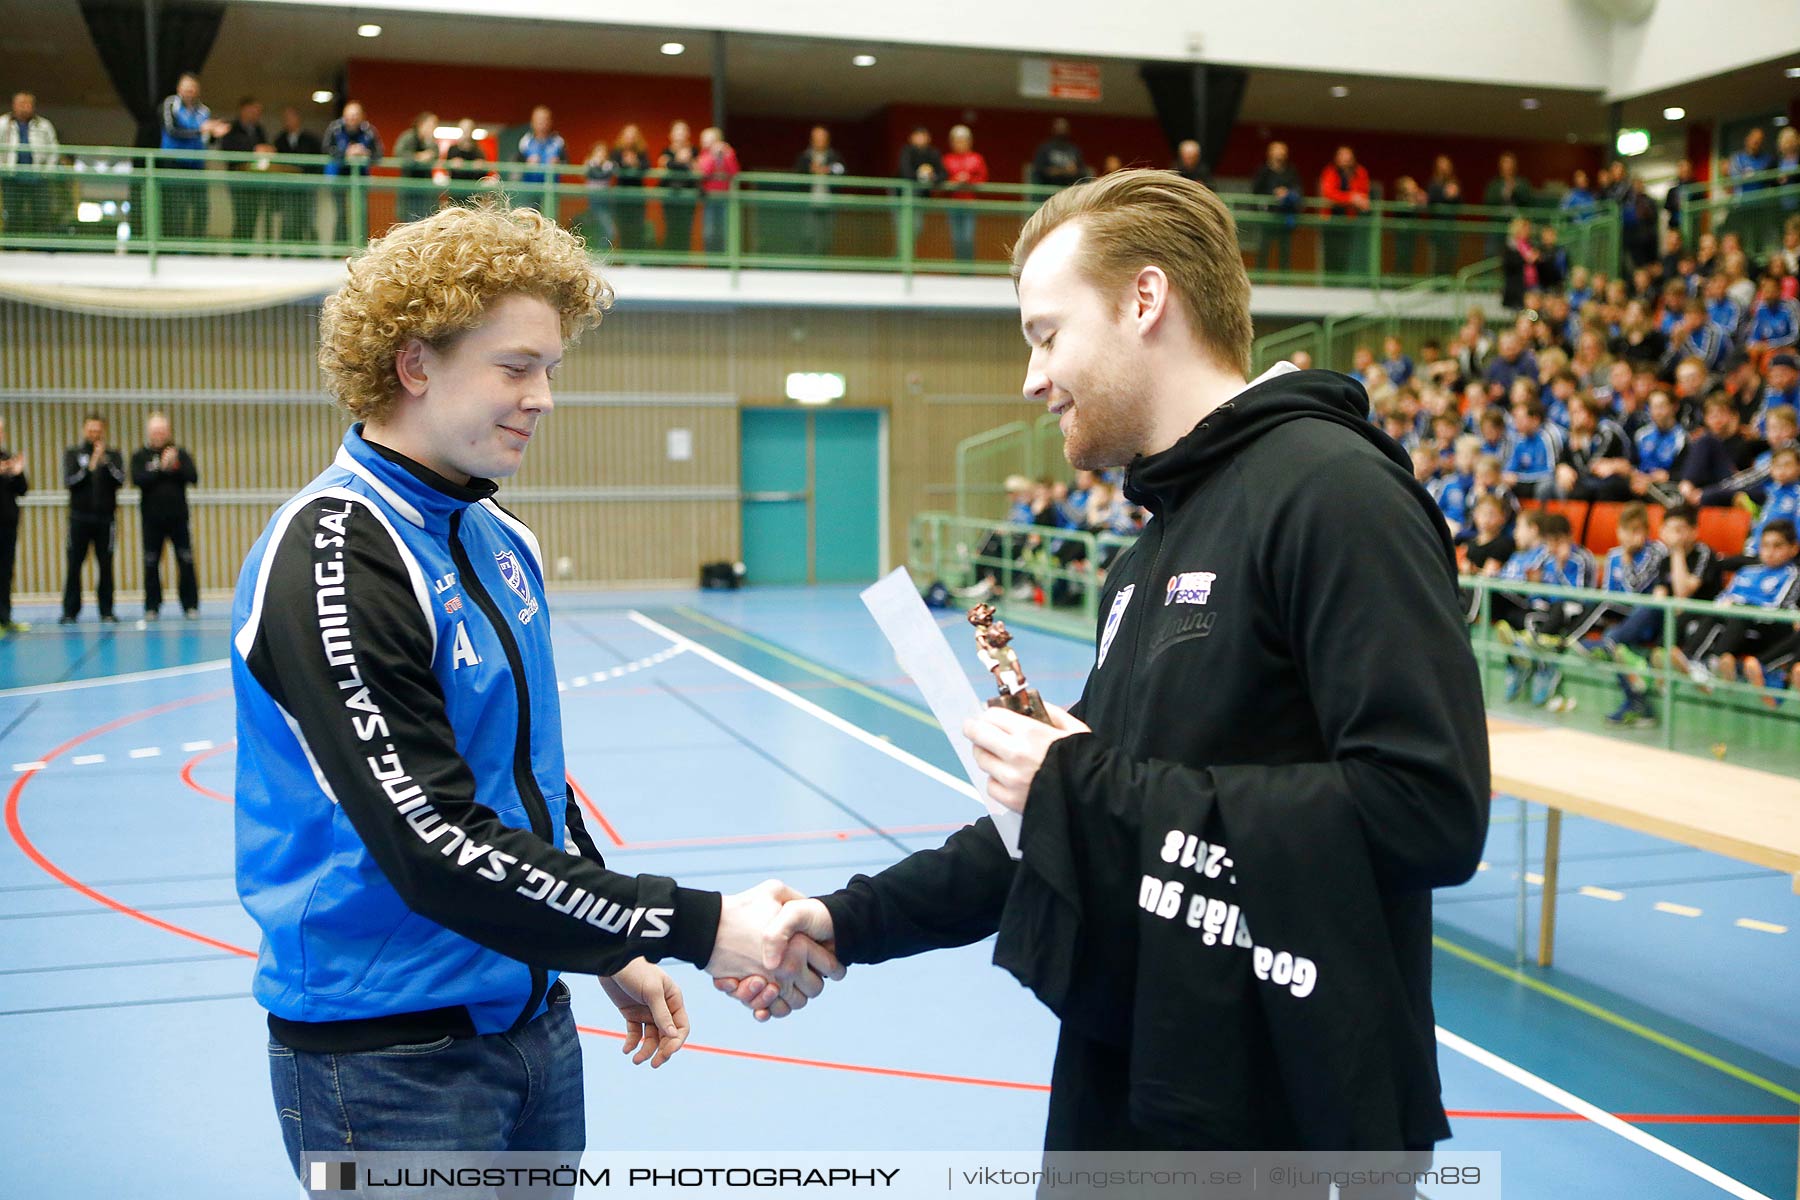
[1011,168,1252,376]
[318,201,613,421]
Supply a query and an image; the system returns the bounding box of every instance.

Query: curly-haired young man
[232,202,839,1175]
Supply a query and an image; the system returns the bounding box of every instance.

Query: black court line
[0,870,237,895]
[55,632,116,683]
[564,616,912,858]
[0,699,41,755]
[0,952,244,976]
[0,991,247,1017]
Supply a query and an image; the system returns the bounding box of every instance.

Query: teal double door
[740,409,884,585]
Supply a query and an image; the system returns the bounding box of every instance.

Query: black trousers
[0,519,16,623]
[143,510,198,614]
[64,513,115,618]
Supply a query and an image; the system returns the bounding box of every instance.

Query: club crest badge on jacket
[494,550,540,625]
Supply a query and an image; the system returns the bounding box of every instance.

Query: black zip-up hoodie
[820,367,1490,1150]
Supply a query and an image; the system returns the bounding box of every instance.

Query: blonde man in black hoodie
[728,170,1491,1159]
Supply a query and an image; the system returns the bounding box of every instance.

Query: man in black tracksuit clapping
[130,411,200,619]
[61,412,125,623]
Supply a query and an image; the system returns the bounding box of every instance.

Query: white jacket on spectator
[0,114,59,169]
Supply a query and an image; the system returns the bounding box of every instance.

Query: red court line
[5,689,253,959]
[180,742,235,803]
[567,774,627,848]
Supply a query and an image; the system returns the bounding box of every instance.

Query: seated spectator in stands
[1351,344,1377,386]
[1588,502,1673,724]
[1430,413,1464,463]
[1697,398,1790,507]
[1632,389,1688,503]
[1720,353,1765,421]
[1553,394,1633,501]
[1454,309,1494,382]
[1561,169,1596,219]
[1520,511,1599,706]
[1029,118,1086,189]
[1658,227,1686,284]
[1571,328,1610,391]
[1670,354,1715,426]
[323,101,382,244]
[1722,252,1755,312]
[1543,366,1580,428]
[1501,217,1540,309]
[659,121,700,252]
[1780,217,1800,278]
[515,106,566,187]
[1660,299,1730,375]
[1250,140,1302,271]
[1744,446,1800,558]
[1468,452,1519,531]
[941,125,988,262]
[1381,335,1414,388]
[1674,519,1799,692]
[1485,330,1539,399]
[610,125,650,251]
[1503,392,1562,498]
[1758,351,1800,430]
[1476,406,1512,460]
[1460,492,1515,576]
[581,141,617,248]
[1596,358,1635,414]
[1380,408,1416,450]
[1431,434,1480,535]
[1170,139,1211,188]
[1603,504,1720,721]
[1419,338,1456,387]
[1409,444,1440,491]
[1702,273,1745,342]
[1680,394,1767,505]
[695,126,740,256]
[1,91,60,237]
[1318,144,1371,275]
[391,111,441,224]
[1288,349,1313,370]
[1611,300,1667,369]
[1744,277,1799,364]
[794,125,847,258]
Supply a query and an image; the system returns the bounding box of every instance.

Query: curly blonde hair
[318,201,613,421]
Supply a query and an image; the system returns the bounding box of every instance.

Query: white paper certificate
[860,568,1023,858]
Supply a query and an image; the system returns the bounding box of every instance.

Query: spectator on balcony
[1679,394,1766,505]
[1028,118,1086,190]
[1170,139,1211,188]
[610,124,650,252]
[581,140,617,249]
[696,126,740,256]
[1426,154,1463,274]
[1728,127,1773,197]
[1561,169,1597,220]
[391,111,442,224]
[268,106,322,245]
[1484,152,1535,214]
[2,91,60,238]
[1537,224,1568,293]
[443,119,485,186]
[1663,158,1693,236]
[793,125,846,258]
[941,125,988,263]
[658,120,699,253]
[896,125,944,247]
[514,106,566,191]
[1620,175,1660,269]
[1318,144,1370,276]
[323,101,382,245]
[159,73,231,241]
[1391,175,1427,278]
[1776,127,1800,225]
[1658,227,1686,283]
[1250,139,1301,272]
[216,96,275,242]
[1500,217,1540,309]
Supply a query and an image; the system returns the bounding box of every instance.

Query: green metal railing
[1677,168,1800,257]
[912,509,1800,777]
[0,145,1618,287]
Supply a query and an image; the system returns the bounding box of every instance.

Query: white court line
[632,607,1768,1200]
[626,610,980,803]
[11,761,47,773]
[0,659,229,699]
[1437,1027,1774,1200]
[1655,901,1703,918]
[180,740,215,753]
[71,754,106,766]
[1736,919,1787,935]
[128,747,162,759]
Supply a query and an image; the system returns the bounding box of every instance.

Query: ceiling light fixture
[357,23,381,37]
[852,54,877,67]
[1329,85,1349,98]
[1662,106,1685,120]
[1786,67,1800,79]
[661,41,686,56]
[311,90,334,104]
[1521,97,1540,110]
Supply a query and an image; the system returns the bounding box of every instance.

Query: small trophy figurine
[968,604,1052,722]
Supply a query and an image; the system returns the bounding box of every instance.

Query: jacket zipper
[1120,515,1168,748]
[448,508,552,1033]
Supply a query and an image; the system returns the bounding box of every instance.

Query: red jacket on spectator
[941,150,989,201]
[697,144,741,194]
[1319,163,1371,217]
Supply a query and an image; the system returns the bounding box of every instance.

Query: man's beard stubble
[1059,354,1154,473]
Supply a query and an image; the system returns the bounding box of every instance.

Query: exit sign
[1019,59,1102,103]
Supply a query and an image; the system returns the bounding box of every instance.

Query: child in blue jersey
[1672,520,1800,692]
[1433,435,1480,536]
[1744,447,1800,557]
[1522,512,1598,708]
[1476,405,1513,462]
[1381,334,1414,388]
[1491,510,1547,701]
[1503,392,1562,499]
[1633,390,1687,503]
[1605,505,1722,724]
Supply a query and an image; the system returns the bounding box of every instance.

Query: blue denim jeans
[268,984,586,1178]
[949,207,977,262]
